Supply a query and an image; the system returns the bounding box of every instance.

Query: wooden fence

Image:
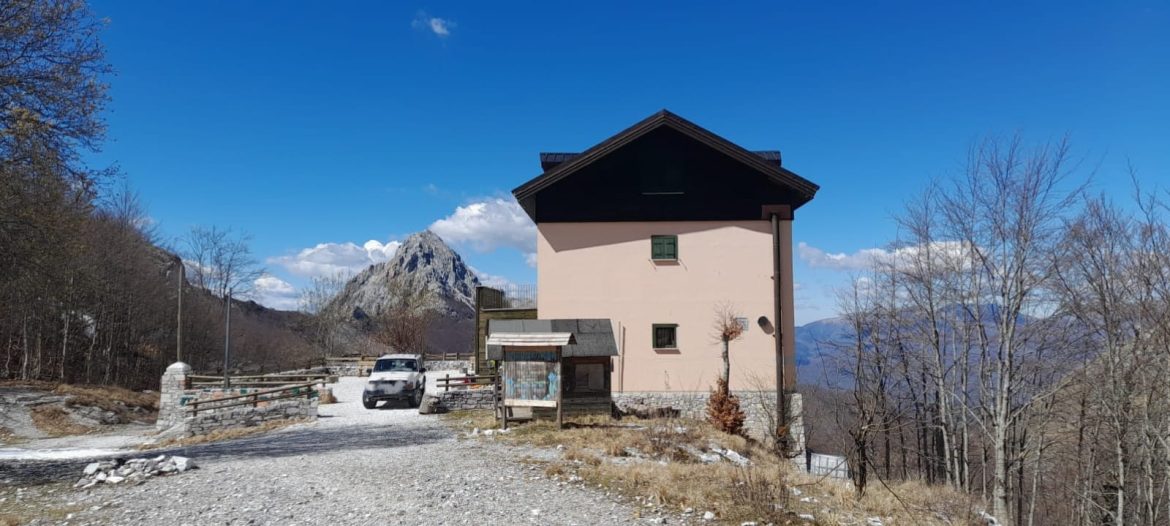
[188,373,336,388]
[436,373,498,392]
[185,382,318,415]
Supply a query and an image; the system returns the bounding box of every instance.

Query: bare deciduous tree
[182,226,264,299]
[299,272,350,359]
[374,279,439,355]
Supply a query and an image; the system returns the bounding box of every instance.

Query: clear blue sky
[86,1,1170,323]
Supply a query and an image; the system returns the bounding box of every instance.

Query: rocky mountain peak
[328,229,481,324]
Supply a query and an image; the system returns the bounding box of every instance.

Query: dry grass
[788,471,986,525]
[142,418,306,449]
[53,383,158,420]
[0,426,21,445]
[318,389,337,405]
[29,405,92,437]
[443,411,983,525]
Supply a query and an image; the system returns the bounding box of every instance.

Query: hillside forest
[805,138,1170,526]
[0,1,322,389]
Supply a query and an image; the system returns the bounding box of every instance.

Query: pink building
[512,110,819,414]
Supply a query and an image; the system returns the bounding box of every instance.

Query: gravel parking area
[3,378,652,525]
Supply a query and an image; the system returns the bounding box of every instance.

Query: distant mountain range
[793,304,1038,387]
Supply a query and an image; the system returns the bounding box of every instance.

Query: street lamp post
[224,287,232,389]
[176,262,183,364]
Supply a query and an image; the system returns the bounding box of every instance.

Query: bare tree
[299,272,349,359]
[706,302,747,435]
[374,279,438,355]
[182,226,264,299]
[712,301,745,390]
[0,0,110,159]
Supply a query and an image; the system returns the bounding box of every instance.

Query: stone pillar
[157,361,192,430]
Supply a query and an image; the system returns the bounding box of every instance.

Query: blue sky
[86,1,1169,323]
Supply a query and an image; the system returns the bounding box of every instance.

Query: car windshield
[374,359,417,372]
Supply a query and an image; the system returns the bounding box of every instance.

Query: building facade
[513,110,818,399]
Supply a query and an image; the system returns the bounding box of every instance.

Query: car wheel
[363,397,376,410]
[410,389,423,408]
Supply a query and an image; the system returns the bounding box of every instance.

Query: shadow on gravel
[1,421,451,487]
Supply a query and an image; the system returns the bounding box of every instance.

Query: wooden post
[444,373,450,393]
[556,348,564,430]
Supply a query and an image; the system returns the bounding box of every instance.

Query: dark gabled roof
[540,149,783,171]
[486,319,618,360]
[514,110,819,208]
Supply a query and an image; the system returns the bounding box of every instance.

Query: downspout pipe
[771,213,789,454]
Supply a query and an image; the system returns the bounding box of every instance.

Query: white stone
[718,448,750,466]
[866,518,883,526]
[798,513,815,521]
[173,456,195,472]
[104,475,125,484]
[703,511,716,521]
[83,463,100,476]
[165,362,193,373]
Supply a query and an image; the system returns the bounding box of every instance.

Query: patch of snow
[0,447,127,460]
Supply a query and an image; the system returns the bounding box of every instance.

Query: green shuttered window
[651,235,678,260]
[653,324,678,349]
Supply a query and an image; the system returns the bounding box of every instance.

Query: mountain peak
[326,230,481,353]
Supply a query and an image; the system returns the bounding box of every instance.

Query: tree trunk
[720,337,730,394]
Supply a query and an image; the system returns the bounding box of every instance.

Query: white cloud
[269,239,402,279]
[412,12,454,37]
[430,197,537,265]
[798,241,971,272]
[253,274,300,311]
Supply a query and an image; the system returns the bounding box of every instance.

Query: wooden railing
[436,373,498,392]
[427,351,473,361]
[324,354,472,375]
[188,373,336,388]
[185,382,318,415]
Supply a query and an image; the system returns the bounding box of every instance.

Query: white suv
[363,354,426,409]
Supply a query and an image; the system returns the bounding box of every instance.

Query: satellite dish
[757,316,775,335]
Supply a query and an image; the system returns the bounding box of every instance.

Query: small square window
[653,324,678,349]
[651,235,678,260]
[735,317,749,333]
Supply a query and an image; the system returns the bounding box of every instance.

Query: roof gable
[513,110,819,222]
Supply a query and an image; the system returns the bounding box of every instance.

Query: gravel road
[2,378,657,525]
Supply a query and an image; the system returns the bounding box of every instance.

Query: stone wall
[437,388,494,410]
[156,362,319,437]
[183,397,318,437]
[613,390,805,451]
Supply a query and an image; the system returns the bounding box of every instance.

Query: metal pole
[224,287,231,389]
[771,213,788,453]
[177,263,183,364]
